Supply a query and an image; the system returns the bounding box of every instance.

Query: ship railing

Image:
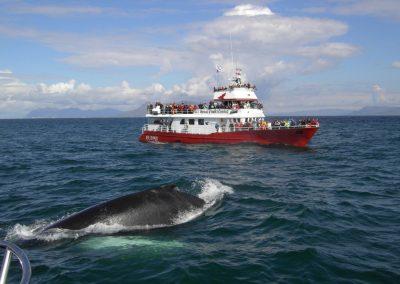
[147,109,234,115]
[226,124,318,132]
[196,109,232,114]
[269,124,319,130]
[0,240,31,284]
[142,124,176,133]
[146,107,265,115]
[180,127,213,134]
[142,124,319,134]
[221,126,264,132]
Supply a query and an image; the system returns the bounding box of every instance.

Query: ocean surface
[0,117,399,283]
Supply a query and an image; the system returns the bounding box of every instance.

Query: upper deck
[146,68,266,119]
[146,101,265,118]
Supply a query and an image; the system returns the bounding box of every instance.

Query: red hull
[139,127,318,147]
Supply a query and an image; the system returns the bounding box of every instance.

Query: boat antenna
[229,31,234,79]
[215,65,222,88]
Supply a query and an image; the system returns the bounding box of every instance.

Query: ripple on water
[0,117,399,283]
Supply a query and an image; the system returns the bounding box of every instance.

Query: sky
[0,0,399,118]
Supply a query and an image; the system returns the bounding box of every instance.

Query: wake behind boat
[139,68,319,147]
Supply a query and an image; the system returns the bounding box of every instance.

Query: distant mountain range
[26,108,124,118]
[119,103,148,117]
[25,105,400,118]
[270,106,400,116]
[269,108,350,116]
[25,106,148,118]
[349,106,400,116]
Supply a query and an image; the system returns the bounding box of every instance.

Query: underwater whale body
[45,185,205,231]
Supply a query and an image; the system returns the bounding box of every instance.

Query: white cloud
[185,4,357,85]
[4,3,180,17]
[0,70,216,118]
[0,4,357,81]
[0,69,14,82]
[296,43,359,58]
[224,4,274,17]
[0,4,362,117]
[334,0,400,20]
[38,80,76,94]
[372,84,383,93]
[263,61,295,76]
[2,72,398,119]
[372,84,386,105]
[0,69,12,74]
[0,70,29,96]
[306,0,400,21]
[392,61,400,68]
[266,83,399,113]
[0,25,184,73]
[302,7,328,14]
[188,15,348,48]
[62,49,181,70]
[9,4,109,16]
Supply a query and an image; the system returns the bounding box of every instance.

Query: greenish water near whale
[0,117,399,283]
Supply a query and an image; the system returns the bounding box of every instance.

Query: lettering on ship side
[146,135,159,142]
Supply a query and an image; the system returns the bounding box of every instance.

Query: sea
[0,117,399,283]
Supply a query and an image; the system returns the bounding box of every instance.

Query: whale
[45,184,205,231]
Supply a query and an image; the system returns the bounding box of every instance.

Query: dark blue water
[0,117,399,283]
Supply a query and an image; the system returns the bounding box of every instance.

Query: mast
[229,32,241,85]
[229,32,234,79]
[215,65,222,89]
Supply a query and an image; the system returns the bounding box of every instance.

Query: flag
[218,93,226,100]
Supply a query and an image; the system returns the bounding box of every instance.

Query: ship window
[198,119,205,125]
[189,119,195,125]
[180,119,185,125]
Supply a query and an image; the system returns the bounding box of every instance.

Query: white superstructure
[144,68,267,135]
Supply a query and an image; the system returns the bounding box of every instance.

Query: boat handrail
[270,124,319,130]
[227,125,318,131]
[142,124,319,134]
[147,106,263,115]
[147,109,239,115]
[0,240,31,284]
[142,124,176,133]
[196,109,232,114]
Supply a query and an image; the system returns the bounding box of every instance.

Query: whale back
[46,185,205,230]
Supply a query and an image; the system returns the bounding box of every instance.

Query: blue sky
[0,0,399,118]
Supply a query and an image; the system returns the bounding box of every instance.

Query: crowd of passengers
[229,118,318,130]
[148,100,263,114]
[151,117,319,130]
[271,118,319,127]
[213,83,256,92]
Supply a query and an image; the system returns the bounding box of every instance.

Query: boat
[139,68,319,147]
